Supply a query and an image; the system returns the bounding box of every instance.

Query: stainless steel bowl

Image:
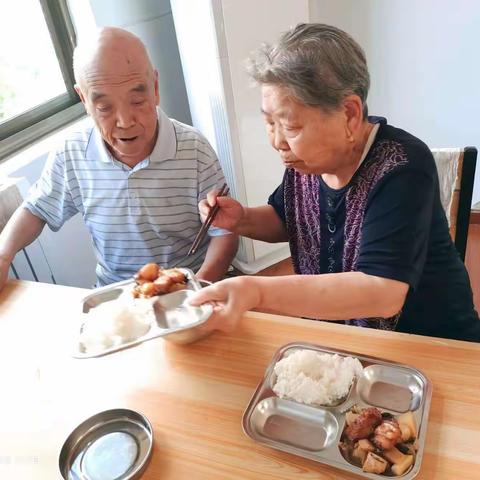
[59,408,153,480]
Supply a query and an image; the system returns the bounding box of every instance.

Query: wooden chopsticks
[187,183,229,256]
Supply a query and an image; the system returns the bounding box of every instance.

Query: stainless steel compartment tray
[73,268,212,358]
[242,342,432,479]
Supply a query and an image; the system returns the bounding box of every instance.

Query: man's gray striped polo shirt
[24,109,228,286]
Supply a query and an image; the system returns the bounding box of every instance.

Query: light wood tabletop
[0,279,479,479]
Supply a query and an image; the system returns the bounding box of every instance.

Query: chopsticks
[187,183,229,256]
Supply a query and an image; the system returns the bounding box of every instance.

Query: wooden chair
[431,147,477,261]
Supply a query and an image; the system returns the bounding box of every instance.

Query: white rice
[272,350,363,406]
[79,299,154,353]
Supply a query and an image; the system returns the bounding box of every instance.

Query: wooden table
[0,280,479,479]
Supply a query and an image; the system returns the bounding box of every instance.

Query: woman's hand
[199,189,245,232]
[188,276,261,333]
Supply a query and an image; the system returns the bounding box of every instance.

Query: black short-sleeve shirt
[268,118,479,342]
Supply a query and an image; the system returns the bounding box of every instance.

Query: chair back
[0,177,55,283]
[431,147,477,261]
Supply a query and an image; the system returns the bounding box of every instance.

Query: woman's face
[261,84,351,175]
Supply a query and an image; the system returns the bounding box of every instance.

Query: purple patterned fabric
[284,140,409,330]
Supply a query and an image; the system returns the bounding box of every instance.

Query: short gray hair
[247,23,370,117]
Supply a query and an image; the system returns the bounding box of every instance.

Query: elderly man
[0,27,238,289]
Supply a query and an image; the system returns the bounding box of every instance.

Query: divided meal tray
[242,342,432,479]
[72,268,212,358]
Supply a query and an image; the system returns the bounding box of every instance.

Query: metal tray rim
[242,341,433,480]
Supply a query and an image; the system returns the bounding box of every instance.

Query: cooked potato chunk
[352,444,367,465]
[391,454,414,476]
[345,411,360,427]
[383,446,406,464]
[362,452,388,474]
[397,411,417,440]
[357,439,375,452]
[399,423,411,442]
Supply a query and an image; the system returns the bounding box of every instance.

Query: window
[0,0,85,160]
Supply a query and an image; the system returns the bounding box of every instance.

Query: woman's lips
[280,153,304,169]
[283,158,300,168]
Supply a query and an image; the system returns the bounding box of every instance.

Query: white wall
[310,0,480,203]
[220,0,309,264]
[172,0,309,272]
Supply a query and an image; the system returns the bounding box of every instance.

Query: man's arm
[195,233,239,283]
[0,207,46,290]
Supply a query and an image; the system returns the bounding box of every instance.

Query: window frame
[0,0,85,161]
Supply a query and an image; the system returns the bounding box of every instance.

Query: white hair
[247,23,370,117]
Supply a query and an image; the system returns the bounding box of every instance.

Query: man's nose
[116,107,135,129]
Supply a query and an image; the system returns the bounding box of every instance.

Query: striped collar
[85,108,177,165]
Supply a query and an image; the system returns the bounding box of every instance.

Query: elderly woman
[191,23,479,342]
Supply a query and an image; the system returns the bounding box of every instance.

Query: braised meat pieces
[340,406,417,476]
[133,263,187,298]
[345,407,383,441]
[373,418,402,451]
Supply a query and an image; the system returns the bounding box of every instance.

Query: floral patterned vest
[283,140,408,330]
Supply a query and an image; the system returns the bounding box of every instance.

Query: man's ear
[74,84,86,104]
[153,70,160,106]
[75,85,90,115]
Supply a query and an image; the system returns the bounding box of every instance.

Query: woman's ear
[343,95,364,140]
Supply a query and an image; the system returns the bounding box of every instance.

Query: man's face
[75,50,160,167]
